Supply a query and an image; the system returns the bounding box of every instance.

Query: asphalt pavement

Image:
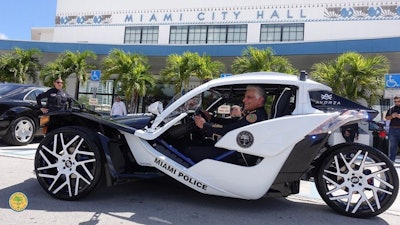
[0,139,400,225]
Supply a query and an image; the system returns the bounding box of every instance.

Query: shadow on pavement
[0,174,391,225]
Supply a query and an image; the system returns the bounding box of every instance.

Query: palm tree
[101,49,156,113]
[40,50,97,98]
[231,47,298,74]
[192,54,225,83]
[0,48,42,83]
[40,60,69,85]
[161,52,196,94]
[311,52,389,106]
[161,52,225,94]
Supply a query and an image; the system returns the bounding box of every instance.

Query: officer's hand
[194,115,206,129]
[40,108,49,114]
[393,112,399,118]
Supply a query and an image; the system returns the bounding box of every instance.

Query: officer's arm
[36,93,43,108]
[210,117,238,125]
[36,91,50,108]
[203,118,251,136]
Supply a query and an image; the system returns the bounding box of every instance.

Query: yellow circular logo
[9,192,28,212]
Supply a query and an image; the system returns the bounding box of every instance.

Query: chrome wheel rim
[321,149,397,215]
[15,119,34,143]
[36,132,98,198]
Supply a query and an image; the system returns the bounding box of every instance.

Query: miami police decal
[236,131,254,148]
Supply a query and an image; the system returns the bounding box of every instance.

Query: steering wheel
[195,107,211,122]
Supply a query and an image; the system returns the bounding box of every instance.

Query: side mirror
[148,101,163,115]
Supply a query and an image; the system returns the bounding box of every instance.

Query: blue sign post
[90,70,101,101]
[91,70,101,81]
[384,74,400,99]
[385,74,400,88]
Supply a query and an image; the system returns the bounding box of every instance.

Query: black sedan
[0,83,48,145]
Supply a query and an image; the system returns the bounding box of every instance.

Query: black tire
[3,116,35,146]
[34,126,103,200]
[315,144,399,218]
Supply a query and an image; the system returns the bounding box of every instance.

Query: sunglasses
[56,81,63,84]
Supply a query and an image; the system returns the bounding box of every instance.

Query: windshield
[162,90,223,123]
[164,94,202,121]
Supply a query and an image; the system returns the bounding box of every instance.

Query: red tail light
[378,130,387,139]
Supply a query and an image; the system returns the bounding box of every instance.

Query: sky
[0,0,57,41]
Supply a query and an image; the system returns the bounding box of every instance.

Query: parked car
[35,72,398,218]
[0,83,49,145]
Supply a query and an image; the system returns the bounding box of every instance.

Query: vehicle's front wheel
[3,116,35,145]
[315,144,399,218]
[34,126,103,200]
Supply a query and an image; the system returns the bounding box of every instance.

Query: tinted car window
[25,90,38,101]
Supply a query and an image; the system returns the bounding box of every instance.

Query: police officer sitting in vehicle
[185,85,268,163]
[36,77,72,114]
[194,85,268,137]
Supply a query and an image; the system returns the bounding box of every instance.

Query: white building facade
[33,0,400,45]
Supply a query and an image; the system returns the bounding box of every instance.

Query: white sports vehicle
[35,72,398,218]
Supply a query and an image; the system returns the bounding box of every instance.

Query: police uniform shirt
[36,88,71,112]
[202,107,268,136]
[386,105,400,127]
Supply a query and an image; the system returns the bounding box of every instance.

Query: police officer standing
[385,96,400,163]
[36,77,72,113]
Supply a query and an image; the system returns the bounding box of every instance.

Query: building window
[207,25,226,44]
[170,25,247,44]
[170,26,189,44]
[260,23,304,42]
[125,26,159,44]
[188,25,208,44]
[226,25,247,43]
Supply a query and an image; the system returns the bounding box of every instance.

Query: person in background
[385,96,400,163]
[230,105,243,118]
[110,96,127,118]
[36,77,72,113]
[340,123,359,143]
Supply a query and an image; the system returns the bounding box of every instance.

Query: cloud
[0,33,9,39]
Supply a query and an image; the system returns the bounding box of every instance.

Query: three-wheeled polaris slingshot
[34,72,399,218]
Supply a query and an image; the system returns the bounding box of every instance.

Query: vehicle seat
[270,88,292,119]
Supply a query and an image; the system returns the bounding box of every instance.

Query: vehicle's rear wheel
[34,126,103,200]
[315,144,399,218]
[3,116,35,146]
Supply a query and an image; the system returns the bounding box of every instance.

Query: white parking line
[0,143,38,159]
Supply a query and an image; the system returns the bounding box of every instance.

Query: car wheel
[3,116,35,146]
[34,126,103,200]
[315,144,399,218]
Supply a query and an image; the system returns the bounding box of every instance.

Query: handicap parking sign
[385,74,400,88]
[91,70,101,81]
